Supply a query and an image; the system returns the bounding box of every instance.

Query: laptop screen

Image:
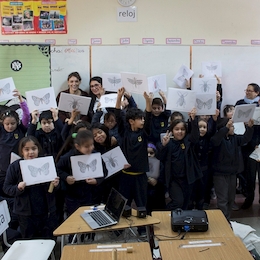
[105,188,127,221]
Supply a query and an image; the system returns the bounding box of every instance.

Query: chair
[0,200,55,260]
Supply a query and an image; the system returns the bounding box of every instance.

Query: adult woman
[235,83,260,209]
[56,72,90,123]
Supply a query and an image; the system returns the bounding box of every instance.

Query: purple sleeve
[20,101,30,128]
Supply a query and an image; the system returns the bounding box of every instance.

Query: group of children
[0,78,258,245]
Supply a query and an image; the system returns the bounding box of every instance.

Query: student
[3,136,59,239]
[115,87,152,225]
[149,91,171,145]
[56,130,106,216]
[211,118,254,220]
[170,111,185,125]
[0,89,30,198]
[27,108,63,159]
[157,108,202,210]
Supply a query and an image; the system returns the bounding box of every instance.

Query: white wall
[1,0,260,45]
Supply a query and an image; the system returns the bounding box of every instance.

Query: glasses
[244,89,255,93]
[90,83,100,88]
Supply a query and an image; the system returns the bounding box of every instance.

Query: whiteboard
[192,46,260,112]
[51,46,90,97]
[91,45,190,109]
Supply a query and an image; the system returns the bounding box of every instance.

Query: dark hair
[0,110,19,125]
[168,119,187,133]
[18,136,42,157]
[248,83,260,94]
[91,122,111,148]
[104,112,116,122]
[74,129,93,146]
[198,118,208,125]
[152,98,163,108]
[67,72,81,81]
[39,110,53,122]
[126,107,145,122]
[223,105,234,117]
[89,76,102,86]
[170,111,184,122]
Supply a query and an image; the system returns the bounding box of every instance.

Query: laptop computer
[80,188,127,230]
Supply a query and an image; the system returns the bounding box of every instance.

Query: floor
[1,182,259,259]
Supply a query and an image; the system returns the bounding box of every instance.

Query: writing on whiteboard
[51,47,85,53]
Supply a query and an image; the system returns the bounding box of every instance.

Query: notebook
[80,188,127,230]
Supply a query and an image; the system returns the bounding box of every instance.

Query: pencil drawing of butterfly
[196,98,213,110]
[0,83,11,95]
[108,77,121,86]
[238,109,252,118]
[78,159,97,173]
[104,97,117,103]
[28,163,49,177]
[32,93,50,106]
[127,77,143,88]
[177,69,188,82]
[206,64,218,73]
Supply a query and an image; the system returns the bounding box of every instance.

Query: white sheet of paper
[166,88,196,112]
[0,201,9,235]
[70,153,104,181]
[0,77,16,102]
[195,93,216,116]
[101,146,128,179]
[232,104,256,123]
[147,74,167,93]
[26,87,57,113]
[20,156,57,186]
[192,77,217,94]
[249,147,260,161]
[10,152,21,164]
[252,107,260,125]
[102,73,122,92]
[121,72,148,94]
[201,61,222,77]
[99,93,118,108]
[233,122,246,135]
[58,92,91,115]
[173,65,194,88]
[146,157,160,179]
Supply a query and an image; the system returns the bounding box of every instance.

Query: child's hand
[96,102,101,111]
[185,79,190,88]
[66,176,75,185]
[124,91,131,99]
[216,91,221,102]
[148,177,157,186]
[212,109,219,121]
[67,109,80,125]
[247,119,254,128]
[52,177,59,187]
[86,178,97,185]
[50,107,59,121]
[13,89,23,102]
[123,164,131,169]
[18,181,26,191]
[226,119,233,129]
[31,110,39,124]
[199,74,204,78]
[215,74,221,84]
[117,87,125,99]
[188,107,197,120]
[162,130,172,146]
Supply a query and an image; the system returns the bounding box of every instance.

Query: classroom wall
[1,0,260,45]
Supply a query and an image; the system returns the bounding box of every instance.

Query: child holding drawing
[3,136,59,239]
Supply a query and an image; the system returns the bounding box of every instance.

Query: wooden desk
[54,206,160,250]
[152,210,234,240]
[159,237,252,260]
[60,242,153,260]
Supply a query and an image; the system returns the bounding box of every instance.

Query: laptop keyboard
[88,210,113,226]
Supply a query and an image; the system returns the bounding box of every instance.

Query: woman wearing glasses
[235,83,260,209]
[56,72,90,123]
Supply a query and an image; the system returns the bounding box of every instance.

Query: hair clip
[72,133,77,139]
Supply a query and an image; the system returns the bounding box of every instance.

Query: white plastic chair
[0,200,55,260]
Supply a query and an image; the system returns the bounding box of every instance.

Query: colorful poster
[0,0,67,35]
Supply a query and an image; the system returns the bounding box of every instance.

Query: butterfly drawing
[104,97,117,103]
[177,69,188,82]
[196,98,213,110]
[127,77,143,88]
[238,109,252,118]
[108,77,121,86]
[28,163,49,177]
[206,64,218,73]
[78,159,97,173]
[0,83,11,95]
[32,93,50,106]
